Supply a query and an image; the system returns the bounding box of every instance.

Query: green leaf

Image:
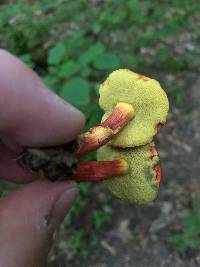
[48,42,66,65]
[79,182,91,196]
[186,238,199,249]
[89,43,105,56]
[170,234,183,243]
[93,52,120,69]
[64,211,72,225]
[80,67,91,77]
[43,76,57,92]
[92,210,111,231]
[78,43,105,67]
[19,54,35,68]
[60,77,90,106]
[59,61,80,78]
[92,23,102,34]
[156,48,172,62]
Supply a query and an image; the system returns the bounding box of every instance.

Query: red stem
[70,159,129,182]
[76,103,134,157]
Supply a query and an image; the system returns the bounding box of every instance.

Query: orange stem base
[71,159,129,182]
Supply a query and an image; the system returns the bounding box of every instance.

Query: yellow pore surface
[97,143,159,204]
[99,69,169,147]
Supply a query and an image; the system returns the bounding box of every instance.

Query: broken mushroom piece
[97,142,161,204]
[99,69,169,148]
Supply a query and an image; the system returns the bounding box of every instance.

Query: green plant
[66,229,85,258]
[92,210,111,231]
[170,201,200,254]
[1,0,200,110]
[64,183,91,225]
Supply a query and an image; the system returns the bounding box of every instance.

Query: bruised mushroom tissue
[97,69,169,204]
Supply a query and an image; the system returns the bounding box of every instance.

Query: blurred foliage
[1,0,200,109]
[0,0,200,264]
[170,199,200,255]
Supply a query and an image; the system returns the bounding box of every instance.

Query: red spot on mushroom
[154,163,161,183]
[156,123,164,132]
[149,145,161,184]
[149,146,158,159]
[138,74,151,81]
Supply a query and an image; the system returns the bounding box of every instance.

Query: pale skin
[0,49,85,267]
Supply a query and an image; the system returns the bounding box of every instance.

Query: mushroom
[97,142,161,204]
[17,69,168,205]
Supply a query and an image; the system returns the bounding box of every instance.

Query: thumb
[0,179,78,267]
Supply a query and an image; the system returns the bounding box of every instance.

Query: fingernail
[50,182,79,227]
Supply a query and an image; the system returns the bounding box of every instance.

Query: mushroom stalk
[71,159,129,182]
[77,102,134,157]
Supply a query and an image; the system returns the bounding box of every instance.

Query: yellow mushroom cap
[97,142,160,204]
[99,69,169,148]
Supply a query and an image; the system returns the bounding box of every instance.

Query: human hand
[0,49,85,267]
